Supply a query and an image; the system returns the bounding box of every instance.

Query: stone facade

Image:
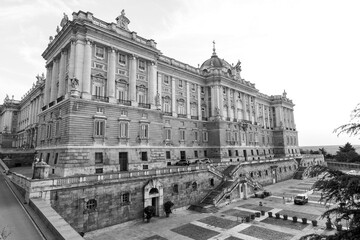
[33,10,300,177]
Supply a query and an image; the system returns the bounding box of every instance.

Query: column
[254,99,259,124]
[171,77,177,117]
[291,110,296,129]
[242,93,248,121]
[58,50,66,98]
[234,91,238,120]
[210,86,215,117]
[82,39,92,100]
[197,85,202,120]
[50,59,59,103]
[66,41,76,98]
[267,107,271,128]
[275,106,283,128]
[129,55,137,106]
[186,82,190,118]
[74,39,85,93]
[227,88,233,119]
[157,73,162,109]
[107,48,116,103]
[148,61,157,108]
[217,86,223,117]
[44,66,52,106]
[262,105,266,127]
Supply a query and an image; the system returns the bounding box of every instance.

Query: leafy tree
[300,165,360,240]
[334,143,360,163]
[335,104,360,137]
[319,147,328,156]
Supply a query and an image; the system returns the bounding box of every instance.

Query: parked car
[294,193,309,205]
[175,159,190,166]
[195,158,212,164]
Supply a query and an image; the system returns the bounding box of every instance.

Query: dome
[200,42,232,72]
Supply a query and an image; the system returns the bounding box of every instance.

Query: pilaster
[186,82,190,118]
[44,66,52,106]
[129,55,137,106]
[171,77,177,117]
[107,48,116,103]
[149,61,157,108]
[58,50,67,98]
[50,59,59,103]
[74,39,85,94]
[82,39,92,100]
[66,41,76,99]
[197,85,202,120]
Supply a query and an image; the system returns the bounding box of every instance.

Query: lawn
[240,225,294,240]
[261,217,309,230]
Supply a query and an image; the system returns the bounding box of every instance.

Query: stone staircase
[293,166,308,179]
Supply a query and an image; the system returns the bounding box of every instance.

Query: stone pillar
[44,66,52,106]
[267,107,271,128]
[171,77,177,117]
[149,61,157,108]
[50,59,59,103]
[107,48,116,103]
[157,73,162,109]
[217,86,223,118]
[129,55,137,106]
[82,39,92,100]
[254,100,259,124]
[227,88,233,119]
[197,85,202,120]
[186,82,190,118]
[66,41,76,98]
[262,105,266,127]
[275,106,283,128]
[242,93,248,121]
[210,86,216,117]
[74,39,85,94]
[58,50,66,98]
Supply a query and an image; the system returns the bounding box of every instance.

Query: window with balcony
[119,121,129,138]
[95,152,103,164]
[140,124,149,139]
[118,53,127,65]
[94,120,105,137]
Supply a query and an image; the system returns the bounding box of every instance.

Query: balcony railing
[118,99,131,106]
[41,105,47,111]
[191,116,198,120]
[92,95,109,102]
[178,114,187,118]
[233,119,237,122]
[202,117,208,121]
[138,103,150,109]
[56,96,64,103]
[226,117,231,121]
[48,101,55,107]
[163,112,172,116]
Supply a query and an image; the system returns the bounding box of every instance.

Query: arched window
[149,188,159,194]
[192,182,197,191]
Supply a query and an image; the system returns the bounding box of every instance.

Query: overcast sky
[1,0,359,146]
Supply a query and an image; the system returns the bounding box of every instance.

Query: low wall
[327,161,360,171]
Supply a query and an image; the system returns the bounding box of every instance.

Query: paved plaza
[84,178,338,240]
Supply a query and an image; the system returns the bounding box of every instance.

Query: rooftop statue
[60,13,69,27]
[116,9,130,31]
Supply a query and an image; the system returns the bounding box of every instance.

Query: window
[46,123,52,139]
[141,152,148,161]
[95,46,104,58]
[94,62,105,70]
[165,128,171,140]
[95,152,103,164]
[163,101,171,113]
[201,107,206,117]
[178,80,183,88]
[55,120,60,137]
[210,178,214,186]
[194,131,198,141]
[140,124,149,139]
[258,171,262,177]
[143,165,148,169]
[117,88,126,100]
[163,75,169,85]
[94,120,105,137]
[265,170,268,176]
[192,182,197,191]
[138,92,146,104]
[178,101,185,114]
[95,168,103,173]
[166,151,171,159]
[54,153,58,165]
[180,129,185,141]
[203,131,208,142]
[46,153,50,164]
[119,122,129,138]
[96,107,105,113]
[86,199,97,210]
[121,193,130,204]
[173,184,179,193]
[204,150,207,157]
[118,53,126,65]
[228,150,232,157]
[235,150,239,156]
[191,83,195,91]
[194,151,198,158]
[138,59,146,71]
[201,87,204,94]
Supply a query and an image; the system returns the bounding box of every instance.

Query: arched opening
[149,188,159,195]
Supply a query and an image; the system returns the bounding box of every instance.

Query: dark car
[175,159,190,166]
[294,194,309,205]
[195,158,212,164]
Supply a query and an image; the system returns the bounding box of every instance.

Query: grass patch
[240,225,294,240]
[197,216,240,229]
[224,236,244,240]
[222,209,253,217]
[143,235,168,240]
[261,217,309,230]
[278,210,319,220]
[171,223,219,240]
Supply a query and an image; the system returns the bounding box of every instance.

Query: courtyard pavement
[84,177,339,240]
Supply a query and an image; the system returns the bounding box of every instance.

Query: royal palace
[0,10,322,233]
